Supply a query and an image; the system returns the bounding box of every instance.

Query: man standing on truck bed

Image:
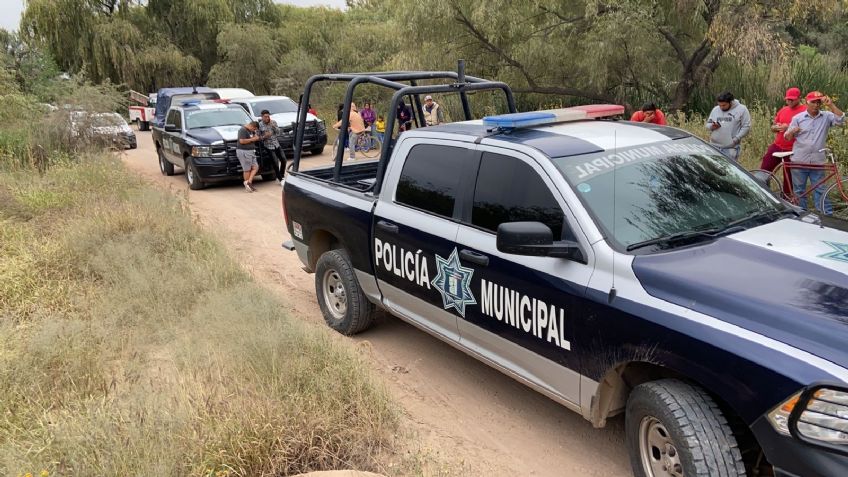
[237,121,262,192]
[258,109,285,185]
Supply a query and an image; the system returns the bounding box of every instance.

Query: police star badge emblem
[818,241,848,263]
[431,248,477,317]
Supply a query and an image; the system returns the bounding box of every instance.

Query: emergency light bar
[482,104,624,129]
[180,100,202,106]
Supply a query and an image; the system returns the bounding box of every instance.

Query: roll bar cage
[291,60,517,194]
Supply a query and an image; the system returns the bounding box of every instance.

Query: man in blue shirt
[784,91,845,214]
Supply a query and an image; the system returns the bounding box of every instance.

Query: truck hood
[269,112,319,128]
[185,125,242,144]
[632,218,848,368]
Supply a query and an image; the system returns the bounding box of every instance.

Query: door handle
[459,249,489,267]
[376,220,399,234]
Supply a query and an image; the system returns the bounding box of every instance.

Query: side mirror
[165,123,180,132]
[496,222,586,263]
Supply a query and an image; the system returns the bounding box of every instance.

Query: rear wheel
[311,146,325,155]
[158,147,174,176]
[626,379,746,477]
[823,179,848,219]
[138,121,150,131]
[314,249,376,335]
[359,135,381,158]
[749,169,781,198]
[184,157,205,190]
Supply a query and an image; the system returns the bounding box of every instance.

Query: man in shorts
[237,120,261,192]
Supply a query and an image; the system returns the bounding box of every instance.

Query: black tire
[314,249,376,335]
[822,179,848,219]
[311,146,325,155]
[138,121,150,132]
[626,379,746,477]
[158,147,174,176]
[262,173,276,182]
[184,157,205,190]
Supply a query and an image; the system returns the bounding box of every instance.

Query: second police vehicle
[152,90,277,189]
[282,69,848,477]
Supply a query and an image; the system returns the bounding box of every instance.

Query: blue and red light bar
[483,104,624,129]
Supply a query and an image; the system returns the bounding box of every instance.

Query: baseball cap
[784,87,800,100]
[806,91,825,102]
[424,95,433,101]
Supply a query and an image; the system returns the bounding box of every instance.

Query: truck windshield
[185,109,250,129]
[248,99,298,115]
[553,137,785,251]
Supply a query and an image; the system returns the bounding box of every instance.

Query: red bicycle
[750,147,848,216]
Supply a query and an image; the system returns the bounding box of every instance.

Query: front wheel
[359,135,381,158]
[311,146,325,155]
[626,379,746,477]
[822,179,848,218]
[314,249,376,335]
[184,157,205,190]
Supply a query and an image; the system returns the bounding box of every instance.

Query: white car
[70,111,137,149]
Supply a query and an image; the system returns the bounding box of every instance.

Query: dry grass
[0,155,399,476]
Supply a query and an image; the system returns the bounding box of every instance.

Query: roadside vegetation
[0,66,402,474]
[0,153,400,475]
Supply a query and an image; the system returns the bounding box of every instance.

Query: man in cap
[422,95,443,127]
[759,87,806,195]
[784,91,845,213]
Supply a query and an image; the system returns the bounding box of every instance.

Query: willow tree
[207,23,281,94]
[392,0,838,111]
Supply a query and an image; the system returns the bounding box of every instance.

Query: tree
[207,23,281,94]
[392,0,835,111]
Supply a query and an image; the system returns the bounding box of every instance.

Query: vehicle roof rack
[291,60,517,194]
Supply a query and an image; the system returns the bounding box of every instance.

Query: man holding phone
[706,91,751,161]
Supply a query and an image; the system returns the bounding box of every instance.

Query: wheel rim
[639,416,684,477]
[322,268,347,320]
[186,161,194,185]
[824,180,847,219]
[158,151,165,173]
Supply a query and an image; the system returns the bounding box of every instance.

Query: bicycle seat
[773,151,794,158]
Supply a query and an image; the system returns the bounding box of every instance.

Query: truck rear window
[395,144,476,218]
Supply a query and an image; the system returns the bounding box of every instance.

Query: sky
[0,0,347,32]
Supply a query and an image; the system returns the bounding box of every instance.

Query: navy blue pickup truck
[283,71,848,477]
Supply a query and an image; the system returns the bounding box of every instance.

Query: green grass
[0,155,400,476]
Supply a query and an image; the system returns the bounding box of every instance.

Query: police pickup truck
[153,100,276,189]
[283,71,848,477]
[231,95,327,156]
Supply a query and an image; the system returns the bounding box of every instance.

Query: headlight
[769,388,848,443]
[191,146,212,157]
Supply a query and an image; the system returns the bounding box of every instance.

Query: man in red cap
[784,91,845,213]
[759,87,805,194]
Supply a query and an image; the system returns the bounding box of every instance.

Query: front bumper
[190,155,275,183]
[279,132,327,153]
[752,417,848,477]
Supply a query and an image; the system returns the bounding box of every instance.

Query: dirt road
[123,131,630,476]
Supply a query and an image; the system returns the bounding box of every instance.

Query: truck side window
[472,152,565,240]
[395,144,473,218]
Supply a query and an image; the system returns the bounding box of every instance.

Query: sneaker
[279,179,285,187]
[244,181,253,192]
[248,182,257,192]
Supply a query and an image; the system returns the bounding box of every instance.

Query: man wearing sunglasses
[784,91,845,213]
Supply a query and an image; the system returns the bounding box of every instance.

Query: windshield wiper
[719,208,795,233]
[626,229,721,252]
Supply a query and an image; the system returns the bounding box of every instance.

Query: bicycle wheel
[749,169,781,197]
[360,135,381,158]
[331,136,339,158]
[822,179,848,218]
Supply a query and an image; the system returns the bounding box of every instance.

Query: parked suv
[232,95,327,155]
[152,101,275,189]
